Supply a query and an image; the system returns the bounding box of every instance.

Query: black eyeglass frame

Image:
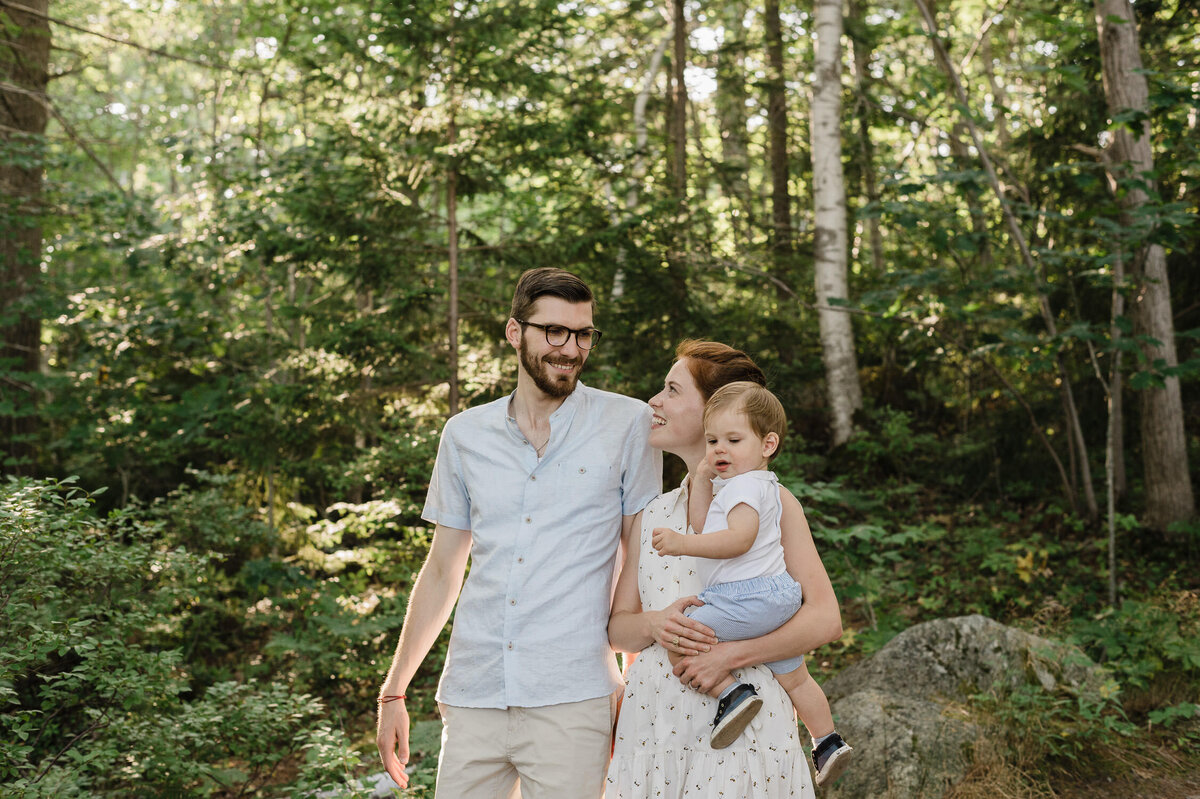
[515,318,603,350]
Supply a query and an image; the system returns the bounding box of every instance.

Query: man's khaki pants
[434,694,617,799]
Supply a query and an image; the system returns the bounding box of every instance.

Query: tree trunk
[447,118,460,418]
[764,0,790,255]
[628,35,670,215]
[351,286,374,505]
[446,21,461,418]
[947,123,992,274]
[669,0,688,202]
[662,0,690,308]
[0,0,50,476]
[1106,251,1126,608]
[612,33,670,301]
[811,0,862,446]
[847,0,884,275]
[1094,0,1194,530]
[716,0,754,235]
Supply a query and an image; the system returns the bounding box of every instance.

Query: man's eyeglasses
[516,319,603,350]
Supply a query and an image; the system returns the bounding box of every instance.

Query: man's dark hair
[510,268,595,321]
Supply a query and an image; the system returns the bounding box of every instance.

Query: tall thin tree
[669,0,688,201]
[847,0,884,275]
[812,0,862,446]
[716,1,755,234]
[1093,0,1194,530]
[446,17,461,417]
[764,0,791,257]
[0,0,50,475]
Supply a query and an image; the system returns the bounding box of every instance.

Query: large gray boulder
[821,614,1105,799]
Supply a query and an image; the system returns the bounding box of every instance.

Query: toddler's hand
[651,527,687,557]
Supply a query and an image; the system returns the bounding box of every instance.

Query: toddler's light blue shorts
[686,571,805,675]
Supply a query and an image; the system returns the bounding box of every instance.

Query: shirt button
[530,475,537,481]
[579,467,586,474]
[517,557,524,563]
[525,516,532,523]
[507,642,514,650]
[510,599,516,605]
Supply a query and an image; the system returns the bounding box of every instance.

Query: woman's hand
[650,596,717,656]
[672,642,738,694]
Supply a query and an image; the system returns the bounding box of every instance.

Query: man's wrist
[378,693,408,704]
[379,682,409,700]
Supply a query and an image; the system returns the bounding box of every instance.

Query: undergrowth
[3,403,1197,797]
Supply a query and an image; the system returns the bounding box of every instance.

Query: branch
[959,0,1015,70]
[0,0,263,75]
[32,707,111,783]
[47,102,131,200]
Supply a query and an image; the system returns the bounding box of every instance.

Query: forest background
[2,0,1199,796]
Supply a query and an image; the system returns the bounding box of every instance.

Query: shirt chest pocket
[552,458,617,497]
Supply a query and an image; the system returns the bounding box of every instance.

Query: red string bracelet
[377,694,407,703]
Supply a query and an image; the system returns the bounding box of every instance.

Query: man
[376,267,661,798]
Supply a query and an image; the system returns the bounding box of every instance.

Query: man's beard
[519,338,582,399]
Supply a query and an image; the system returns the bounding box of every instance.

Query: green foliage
[0,477,364,797]
[975,675,1136,768]
[1070,595,1200,692]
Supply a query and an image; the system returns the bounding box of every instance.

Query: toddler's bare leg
[774,661,834,739]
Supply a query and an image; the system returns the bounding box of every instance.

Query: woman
[606,341,843,798]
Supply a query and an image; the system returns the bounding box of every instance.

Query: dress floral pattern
[606,478,815,798]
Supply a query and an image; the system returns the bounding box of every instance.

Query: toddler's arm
[652,503,758,559]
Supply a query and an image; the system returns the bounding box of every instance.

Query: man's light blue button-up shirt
[422,382,662,709]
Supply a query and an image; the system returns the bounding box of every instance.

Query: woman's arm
[609,510,717,656]
[673,487,843,690]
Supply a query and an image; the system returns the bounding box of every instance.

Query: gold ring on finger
[673,636,680,646]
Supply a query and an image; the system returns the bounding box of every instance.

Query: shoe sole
[710,694,763,749]
[815,743,853,787]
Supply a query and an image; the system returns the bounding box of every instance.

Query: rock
[824,614,1100,705]
[365,771,402,798]
[821,615,1105,799]
[824,690,979,799]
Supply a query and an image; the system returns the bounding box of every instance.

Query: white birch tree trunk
[811,0,862,446]
[611,33,670,301]
[1094,0,1195,530]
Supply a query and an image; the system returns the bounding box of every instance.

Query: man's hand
[651,526,688,556]
[376,698,411,790]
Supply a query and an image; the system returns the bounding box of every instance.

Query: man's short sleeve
[421,419,472,531]
[620,403,663,515]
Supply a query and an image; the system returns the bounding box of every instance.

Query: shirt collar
[503,383,586,451]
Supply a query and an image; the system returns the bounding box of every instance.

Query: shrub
[0,476,364,797]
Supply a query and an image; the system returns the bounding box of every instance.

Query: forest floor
[1053,740,1200,799]
[948,736,1200,799]
[386,719,1200,799]
[1056,773,1200,799]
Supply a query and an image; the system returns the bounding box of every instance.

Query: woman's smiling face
[648,358,707,456]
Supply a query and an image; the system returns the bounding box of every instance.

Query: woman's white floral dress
[606,477,816,798]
